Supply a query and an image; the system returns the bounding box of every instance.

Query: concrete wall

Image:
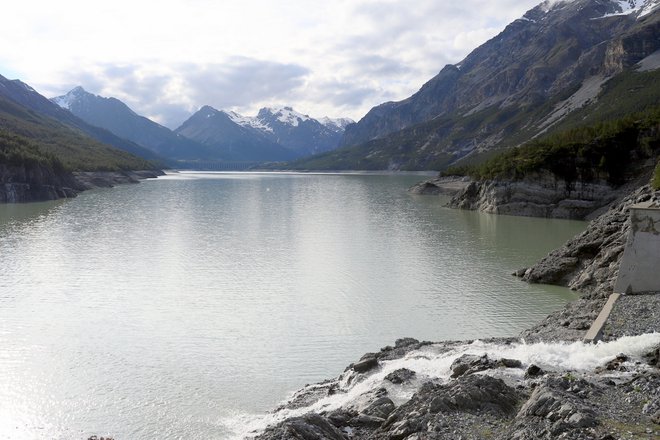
[614,202,660,294]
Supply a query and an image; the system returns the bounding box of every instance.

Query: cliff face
[519,184,660,296]
[447,174,618,220]
[0,163,82,203]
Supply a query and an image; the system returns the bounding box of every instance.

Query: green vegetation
[0,95,158,171]
[653,160,660,191]
[552,69,660,132]
[443,106,660,188]
[0,129,66,172]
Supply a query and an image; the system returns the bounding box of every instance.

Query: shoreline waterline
[0,172,587,439]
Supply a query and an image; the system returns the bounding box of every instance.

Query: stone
[388,419,420,440]
[513,268,528,277]
[430,375,519,415]
[499,358,523,368]
[604,353,629,371]
[652,410,660,425]
[326,409,353,427]
[353,354,379,373]
[643,345,660,367]
[385,368,416,384]
[525,364,545,378]
[350,414,385,427]
[394,338,419,348]
[256,413,347,440]
[362,397,396,419]
[567,411,596,428]
[450,354,495,378]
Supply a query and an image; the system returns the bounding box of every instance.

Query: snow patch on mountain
[539,0,575,13]
[14,80,37,94]
[262,106,311,127]
[51,86,89,110]
[225,110,273,132]
[528,0,659,22]
[596,0,660,18]
[224,107,352,133]
[319,117,355,131]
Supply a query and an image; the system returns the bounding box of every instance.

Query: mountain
[0,75,161,163]
[0,90,156,172]
[175,106,295,162]
[295,0,660,170]
[175,106,354,162]
[251,107,351,156]
[52,87,215,161]
[319,116,354,133]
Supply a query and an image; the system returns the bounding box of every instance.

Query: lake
[0,172,586,439]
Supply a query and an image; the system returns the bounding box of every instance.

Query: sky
[0,0,544,128]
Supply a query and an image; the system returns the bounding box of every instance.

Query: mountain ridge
[51,87,216,162]
[52,87,354,164]
[0,75,162,162]
[174,105,354,161]
[302,0,660,170]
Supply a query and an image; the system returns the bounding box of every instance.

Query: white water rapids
[225,333,660,439]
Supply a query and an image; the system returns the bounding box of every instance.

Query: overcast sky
[0,0,543,128]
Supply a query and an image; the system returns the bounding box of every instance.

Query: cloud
[183,58,310,110]
[50,59,310,128]
[1,0,544,124]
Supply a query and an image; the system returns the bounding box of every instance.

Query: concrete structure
[584,293,621,343]
[614,202,660,295]
[584,202,659,343]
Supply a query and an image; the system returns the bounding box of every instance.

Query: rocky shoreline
[252,182,660,440]
[73,169,165,190]
[0,168,163,203]
[410,172,655,221]
[254,334,660,440]
[0,162,84,203]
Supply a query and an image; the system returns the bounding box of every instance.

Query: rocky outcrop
[257,413,347,440]
[0,166,163,203]
[408,176,471,195]
[519,185,659,295]
[447,175,618,219]
[73,170,164,190]
[256,337,660,440]
[0,163,82,203]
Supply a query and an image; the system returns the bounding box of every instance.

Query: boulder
[255,413,347,440]
[385,368,416,384]
[353,354,379,373]
[362,397,396,419]
[450,354,496,378]
[525,364,545,378]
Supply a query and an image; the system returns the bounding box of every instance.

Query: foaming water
[229,333,660,439]
[0,172,587,439]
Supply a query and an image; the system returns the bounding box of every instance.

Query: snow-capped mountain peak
[319,117,355,130]
[259,106,311,127]
[188,106,352,157]
[223,109,273,132]
[598,0,660,17]
[533,0,660,18]
[52,86,88,110]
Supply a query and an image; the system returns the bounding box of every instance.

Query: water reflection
[0,173,586,440]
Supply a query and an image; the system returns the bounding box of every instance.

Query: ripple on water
[0,172,586,439]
